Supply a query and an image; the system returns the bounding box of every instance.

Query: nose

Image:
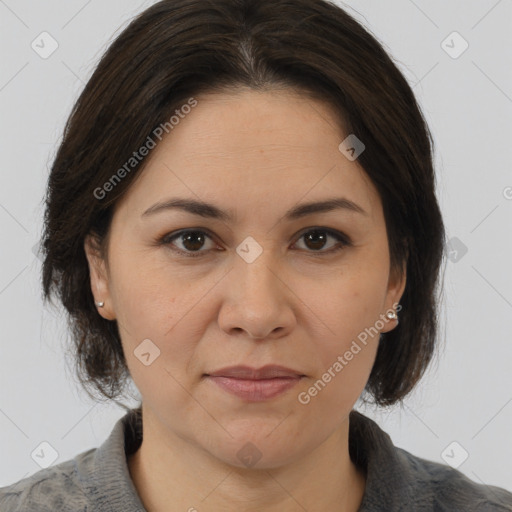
[217,247,296,340]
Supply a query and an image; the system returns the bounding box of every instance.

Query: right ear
[84,233,116,321]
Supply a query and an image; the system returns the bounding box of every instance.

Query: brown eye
[163,230,216,257]
[294,228,351,254]
[161,227,351,259]
[180,231,207,251]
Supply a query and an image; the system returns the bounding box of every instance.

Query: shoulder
[0,448,94,512]
[0,408,145,512]
[396,447,512,511]
[349,410,512,511]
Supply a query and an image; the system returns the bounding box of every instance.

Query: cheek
[301,288,382,413]
[109,250,177,326]
[120,300,201,416]
[299,263,388,364]
[109,256,207,376]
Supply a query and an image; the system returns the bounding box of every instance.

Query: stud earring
[95,301,105,308]
[386,310,398,320]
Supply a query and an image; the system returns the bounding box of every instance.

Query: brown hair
[41,0,446,408]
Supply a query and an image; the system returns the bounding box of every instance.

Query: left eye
[161,228,351,257]
[294,228,351,253]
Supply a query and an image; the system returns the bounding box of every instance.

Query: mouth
[204,365,306,402]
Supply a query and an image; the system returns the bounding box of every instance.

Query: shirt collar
[349,409,432,511]
[87,407,146,511]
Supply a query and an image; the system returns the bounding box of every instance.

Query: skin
[84,88,406,512]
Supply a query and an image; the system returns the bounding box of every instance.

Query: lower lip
[206,376,302,401]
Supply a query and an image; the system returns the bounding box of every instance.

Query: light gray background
[1,0,511,493]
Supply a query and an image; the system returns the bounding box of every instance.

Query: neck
[127,410,366,512]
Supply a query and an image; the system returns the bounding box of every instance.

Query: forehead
[114,89,381,223]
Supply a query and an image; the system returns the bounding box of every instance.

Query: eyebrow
[141,197,368,221]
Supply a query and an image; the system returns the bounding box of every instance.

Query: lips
[205,365,305,379]
[204,365,305,401]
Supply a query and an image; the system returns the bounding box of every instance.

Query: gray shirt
[1,408,511,511]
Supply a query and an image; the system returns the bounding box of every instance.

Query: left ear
[380,256,407,333]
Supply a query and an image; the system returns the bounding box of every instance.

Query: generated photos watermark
[93,97,198,200]
[297,302,402,405]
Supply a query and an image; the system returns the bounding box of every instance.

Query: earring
[386,310,397,320]
[95,301,105,308]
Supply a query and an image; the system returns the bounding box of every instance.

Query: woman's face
[85,88,405,468]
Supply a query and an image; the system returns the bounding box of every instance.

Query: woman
[1,0,511,510]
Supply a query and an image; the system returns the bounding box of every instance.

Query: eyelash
[159,227,352,258]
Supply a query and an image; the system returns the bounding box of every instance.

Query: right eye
[160,229,218,257]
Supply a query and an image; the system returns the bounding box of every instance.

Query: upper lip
[205,365,304,379]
